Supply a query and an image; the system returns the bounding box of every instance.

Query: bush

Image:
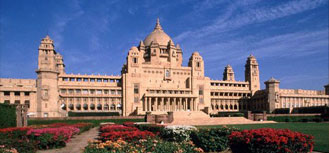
[160,125,197,142]
[211,112,244,117]
[229,128,314,153]
[268,116,321,122]
[136,124,165,134]
[191,127,238,152]
[0,103,16,128]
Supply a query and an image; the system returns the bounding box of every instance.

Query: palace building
[1,19,329,117]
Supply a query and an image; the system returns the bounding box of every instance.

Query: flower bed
[0,122,93,152]
[229,128,314,153]
[99,124,155,142]
[86,124,204,153]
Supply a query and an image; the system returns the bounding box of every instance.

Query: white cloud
[174,0,327,42]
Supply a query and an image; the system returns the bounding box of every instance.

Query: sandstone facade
[1,19,328,117]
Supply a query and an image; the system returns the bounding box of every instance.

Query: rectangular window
[90,90,95,94]
[134,84,139,94]
[83,78,89,82]
[77,78,82,82]
[97,79,102,82]
[103,79,108,82]
[111,90,116,95]
[14,92,20,96]
[24,100,30,108]
[90,79,95,82]
[82,89,88,94]
[96,90,102,94]
[4,100,10,104]
[4,91,10,96]
[24,92,30,96]
[104,90,109,94]
[76,89,81,94]
[14,100,20,104]
[68,89,74,94]
[133,57,137,63]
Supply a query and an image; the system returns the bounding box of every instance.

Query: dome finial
[154,18,163,31]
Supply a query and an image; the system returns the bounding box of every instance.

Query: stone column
[179,98,182,111]
[148,97,151,111]
[161,97,164,111]
[194,98,197,111]
[166,98,170,111]
[155,97,158,111]
[173,98,176,111]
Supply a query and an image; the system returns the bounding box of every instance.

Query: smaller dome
[130,46,138,51]
[143,18,173,46]
[192,51,200,56]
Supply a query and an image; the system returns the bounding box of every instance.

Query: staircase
[169,111,275,125]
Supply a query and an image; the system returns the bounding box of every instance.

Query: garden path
[37,127,99,153]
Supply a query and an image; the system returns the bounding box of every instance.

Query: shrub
[191,127,238,152]
[211,112,244,117]
[0,103,16,128]
[268,116,321,122]
[136,124,164,134]
[160,125,197,142]
[228,128,314,153]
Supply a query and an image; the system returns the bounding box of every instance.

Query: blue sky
[0,0,328,90]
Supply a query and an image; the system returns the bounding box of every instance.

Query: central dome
[143,18,173,46]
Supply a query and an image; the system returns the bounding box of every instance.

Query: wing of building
[1,19,329,117]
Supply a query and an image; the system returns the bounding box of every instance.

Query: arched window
[69,104,74,110]
[90,104,95,110]
[83,104,88,110]
[165,70,170,77]
[97,104,102,110]
[104,104,109,110]
[111,104,116,110]
[61,103,67,110]
[76,104,81,110]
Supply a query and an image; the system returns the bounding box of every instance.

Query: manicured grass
[198,123,329,153]
[28,118,144,126]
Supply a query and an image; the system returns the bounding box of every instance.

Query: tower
[245,55,260,94]
[325,84,329,95]
[265,77,280,113]
[223,65,235,81]
[35,35,62,117]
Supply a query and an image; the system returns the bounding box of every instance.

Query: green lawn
[198,123,329,153]
[28,118,144,126]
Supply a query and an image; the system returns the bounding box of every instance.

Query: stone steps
[169,111,276,125]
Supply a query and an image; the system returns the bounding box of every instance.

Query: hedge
[68,111,120,117]
[292,106,329,114]
[211,112,244,117]
[267,116,323,122]
[0,103,16,128]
